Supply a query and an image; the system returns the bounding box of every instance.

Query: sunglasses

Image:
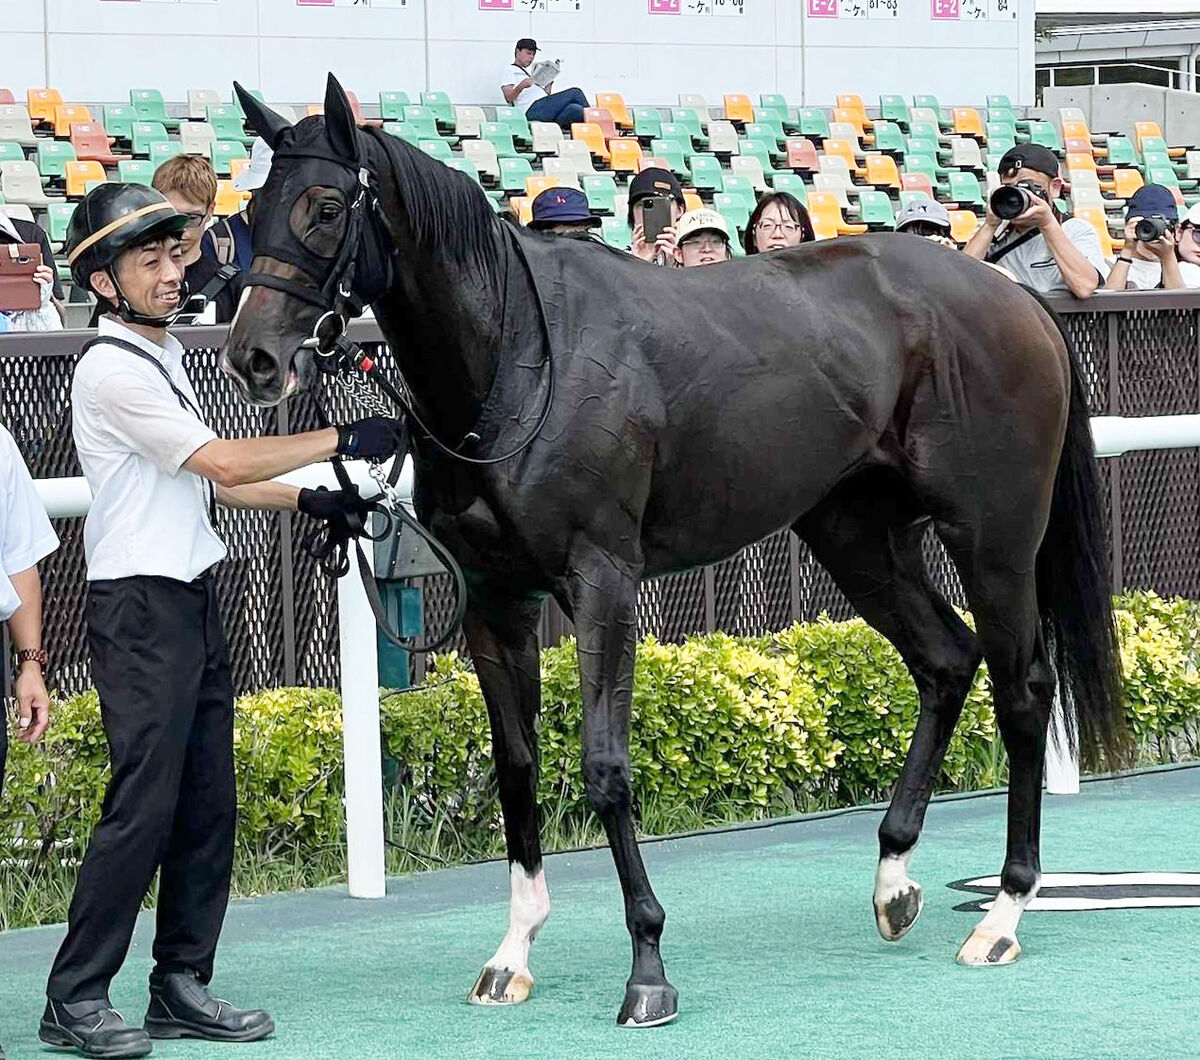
[181,212,211,230]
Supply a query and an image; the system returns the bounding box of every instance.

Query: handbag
[0,243,42,312]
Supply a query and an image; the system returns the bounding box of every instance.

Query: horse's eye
[318,203,343,224]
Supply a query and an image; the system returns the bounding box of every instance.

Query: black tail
[1027,289,1131,770]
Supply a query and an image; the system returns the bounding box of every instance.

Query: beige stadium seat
[948,137,984,171]
[0,203,36,224]
[827,122,862,153]
[555,139,597,176]
[179,121,217,157]
[454,105,485,139]
[1059,106,1088,127]
[540,156,578,184]
[188,89,221,120]
[530,121,563,155]
[730,154,769,192]
[1186,150,1200,180]
[909,107,942,131]
[1,160,64,206]
[267,103,299,124]
[812,171,854,209]
[985,170,1001,195]
[706,120,739,156]
[678,93,709,127]
[461,138,500,181]
[0,105,40,146]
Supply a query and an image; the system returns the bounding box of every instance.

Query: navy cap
[529,186,600,230]
[1127,183,1178,221]
[998,144,1061,180]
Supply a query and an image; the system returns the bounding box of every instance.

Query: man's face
[516,47,536,67]
[96,237,185,319]
[678,232,729,267]
[162,191,212,267]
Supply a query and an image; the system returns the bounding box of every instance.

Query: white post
[337,542,387,898]
[1045,687,1080,795]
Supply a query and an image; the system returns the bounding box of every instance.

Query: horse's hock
[1,293,1198,696]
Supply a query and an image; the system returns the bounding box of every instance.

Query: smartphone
[0,242,43,313]
[641,196,673,248]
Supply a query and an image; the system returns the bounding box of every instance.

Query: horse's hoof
[956,930,1022,966]
[875,881,923,942]
[617,983,679,1028]
[467,966,534,1005]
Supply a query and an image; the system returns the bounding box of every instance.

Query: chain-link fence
[2,292,1197,695]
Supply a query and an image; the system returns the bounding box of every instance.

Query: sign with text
[651,0,746,12]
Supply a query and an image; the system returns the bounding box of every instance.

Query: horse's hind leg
[463,587,550,1006]
[795,474,982,942]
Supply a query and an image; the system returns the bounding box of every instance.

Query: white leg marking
[468,865,550,1005]
[874,849,924,941]
[957,880,1039,966]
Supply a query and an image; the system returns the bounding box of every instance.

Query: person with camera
[628,167,686,265]
[40,184,406,1059]
[0,210,64,331]
[964,144,1107,298]
[1103,184,1200,291]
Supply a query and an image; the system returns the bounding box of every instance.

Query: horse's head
[223,74,393,406]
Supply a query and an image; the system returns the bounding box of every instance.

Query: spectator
[0,210,64,330]
[628,167,686,265]
[501,38,589,131]
[744,191,814,254]
[964,144,1107,297]
[895,198,958,248]
[1104,184,1200,291]
[151,154,241,324]
[1176,202,1200,273]
[673,208,733,267]
[529,187,602,239]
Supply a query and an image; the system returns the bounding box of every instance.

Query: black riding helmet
[66,183,190,327]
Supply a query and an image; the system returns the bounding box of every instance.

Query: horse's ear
[234,82,291,149]
[323,73,359,163]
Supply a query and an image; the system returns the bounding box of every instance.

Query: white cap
[675,207,731,245]
[1184,202,1200,227]
[233,137,273,191]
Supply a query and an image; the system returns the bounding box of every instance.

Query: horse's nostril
[248,348,276,384]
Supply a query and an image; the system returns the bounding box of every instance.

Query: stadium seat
[904,154,947,194]
[187,89,221,121]
[1074,206,1117,258]
[609,138,643,176]
[833,108,871,145]
[581,108,617,142]
[103,105,137,144]
[530,121,564,155]
[720,174,756,211]
[987,111,1018,139]
[707,121,740,156]
[1141,135,1186,165]
[71,123,126,166]
[740,140,783,179]
[770,172,808,204]
[907,121,943,147]
[596,93,633,130]
[131,122,168,157]
[214,180,248,217]
[45,200,76,248]
[951,108,985,139]
[836,94,870,125]
[0,142,23,165]
[948,209,979,244]
[0,90,13,106]
[912,94,949,126]
[947,170,984,210]
[495,106,531,146]
[180,122,217,158]
[525,174,565,201]
[403,106,444,143]
[813,171,854,209]
[678,93,709,122]
[499,156,535,194]
[507,195,531,225]
[822,139,863,176]
[746,124,786,160]
[601,216,632,248]
[379,92,411,122]
[149,141,184,169]
[421,91,456,132]
[1026,121,1063,153]
[908,112,943,140]
[1066,151,1097,175]
[878,94,911,129]
[131,88,179,129]
[872,122,905,156]
[207,106,253,146]
[483,123,532,161]
[633,107,663,143]
[0,106,40,147]
[1110,168,1144,200]
[900,172,935,200]
[807,191,866,238]
[1064,137,1093,159]
[454,105,485,139]
[985,123,1016,149]
[948,137,985,172]
[688,153,724,193]
[212,141,248,174]
[661,121,699,151]
[27,88,62,127]
[571,123,610,162]
[897,188,932,210]
[462,139,501,182]
[582,173,617,215]
[650,138,688,176]
[798,108,830,142]
[541,156,578,184]
[670,109,708,148]
[986,93,1013,111]
[36,140,76,183]
[1104,137,1139,169]
[50,104,89,138]
[1061,119,1091,145]
[786,138,819,173]
[556,139,597,176]
[858,189,895,228]
[1,160,62,206]
[865,153,901,189]
[730,155,768,192]
[419,139,454,163]
[723,94,754,125]
[759,94,797,129]
[65,160,104,198]
[828,122,863,154]
[0,204,36,224]
[115,159,153,186]
[445,157,495,199]
[713,193,750,234]
[751,112,787,146]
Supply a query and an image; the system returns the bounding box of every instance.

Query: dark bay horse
[224,75,1128,1027]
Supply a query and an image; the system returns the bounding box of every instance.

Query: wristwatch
[15,648,48,669]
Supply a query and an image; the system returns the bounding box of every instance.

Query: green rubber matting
[1,766,1197,1060]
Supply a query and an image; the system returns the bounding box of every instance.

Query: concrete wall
[6,0,1037,108]
[1044,83,1200,145]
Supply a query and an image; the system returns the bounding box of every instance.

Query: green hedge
[5,591,1200,883]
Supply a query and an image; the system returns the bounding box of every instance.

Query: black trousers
[47,574,235,1004]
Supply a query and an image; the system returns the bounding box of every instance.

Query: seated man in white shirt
[1103,183,1200,291]
[501,37,589,131]
[41,184,406,1060]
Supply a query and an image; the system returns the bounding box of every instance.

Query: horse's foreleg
[566,547,678,1029]
[463,591,550,1006]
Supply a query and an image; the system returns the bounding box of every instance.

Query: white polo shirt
[71,316,227,583]
[0,424,59,621]
[501,64,547,110]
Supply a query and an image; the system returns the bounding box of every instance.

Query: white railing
[30,414,1193,897]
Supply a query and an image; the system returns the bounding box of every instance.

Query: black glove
[335,416,407,461]
[298,485,372,523]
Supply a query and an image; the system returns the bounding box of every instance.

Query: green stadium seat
[499,156,534,194]
[229,87,264,119]
[904,154,948,194]
[131,121,168,157]
[130,88,179,130]
[907,121,942,145]
[483,123,532,161]
[581,173,618,215]
[987,109,1018,136]
[149,141,184,169]
[421,92,455,131]
[770,172,807,204]
[633,107,663,143]
[495,106,532,145]
[601,216,632,248]
[947,170,985,209]
[419,139,453,162]
[0,142,25,165]
[720,174,756,211]
[912,94,949,125]
[745,124,786,159]
[750,111,786,145]
[1147,165,1198,191]
[687,153,724,193]
[649,138,688,177]
[986,121,1015,145]
[211,140,248,176]
[383,121,420,146]
[1105,137,1139,169]
[1026,121,1062,152]
[857,189,895,228]
[986,94,1013,111]
[36,140,76,182]
[798,107,830,141]
[1141,149,1173,170]
[740,139,784,177]
[713,192,750,234]
[872,121,905,155]
[46,200,76,244]
[758,93,797,129]
[207,105,254,146]
[445,157,502,201]
[661,121,699,151]
[402,106,444,143]
[379,91,411,122]
[103,105,137,143]
[670,108,708,148]
[117,159,155,186]
[898,188,933,210]
[905,137,941,161]
[878,94,911,129]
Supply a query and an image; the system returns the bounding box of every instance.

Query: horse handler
[40,184,405,1060]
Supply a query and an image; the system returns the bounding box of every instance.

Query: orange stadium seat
[584,108,619,140]
[510,195,533,225]
[786,137,820,173]
[807,191,867,238]
[1133,121,1164,154]
[1061,119,1091,143]
[71,122,127,166]
[822,139,864,176]
[836,94,870,125]
[723,94,754,125]
[1110,168,1144,200]
[54,104,93,138]
[306,104,323,117]
[683,190,704,212]
[525,174,560,199]
[951,107,985,139]
[596,93,633,130]
[865,153,901,189]
[1075,206,1118,258]
[948,209,979,244]
[229,156,251,183]
[832,108,871,144]
[65,160,106,198]
[214,180,248,216]
[608,138,643,175]
[27,88,62,126]
[571,122,610,161]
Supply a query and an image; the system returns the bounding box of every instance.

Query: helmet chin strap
[106,267,190,328]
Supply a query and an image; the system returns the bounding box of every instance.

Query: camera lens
[1134,217,1168,242]
[990,185,1031,221]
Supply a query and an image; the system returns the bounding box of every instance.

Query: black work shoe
[144,971,274,1043]
[39,998,153,1058]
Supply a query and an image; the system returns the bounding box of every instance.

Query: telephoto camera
[990,182,1047,221]
[1134,216,1171,242]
